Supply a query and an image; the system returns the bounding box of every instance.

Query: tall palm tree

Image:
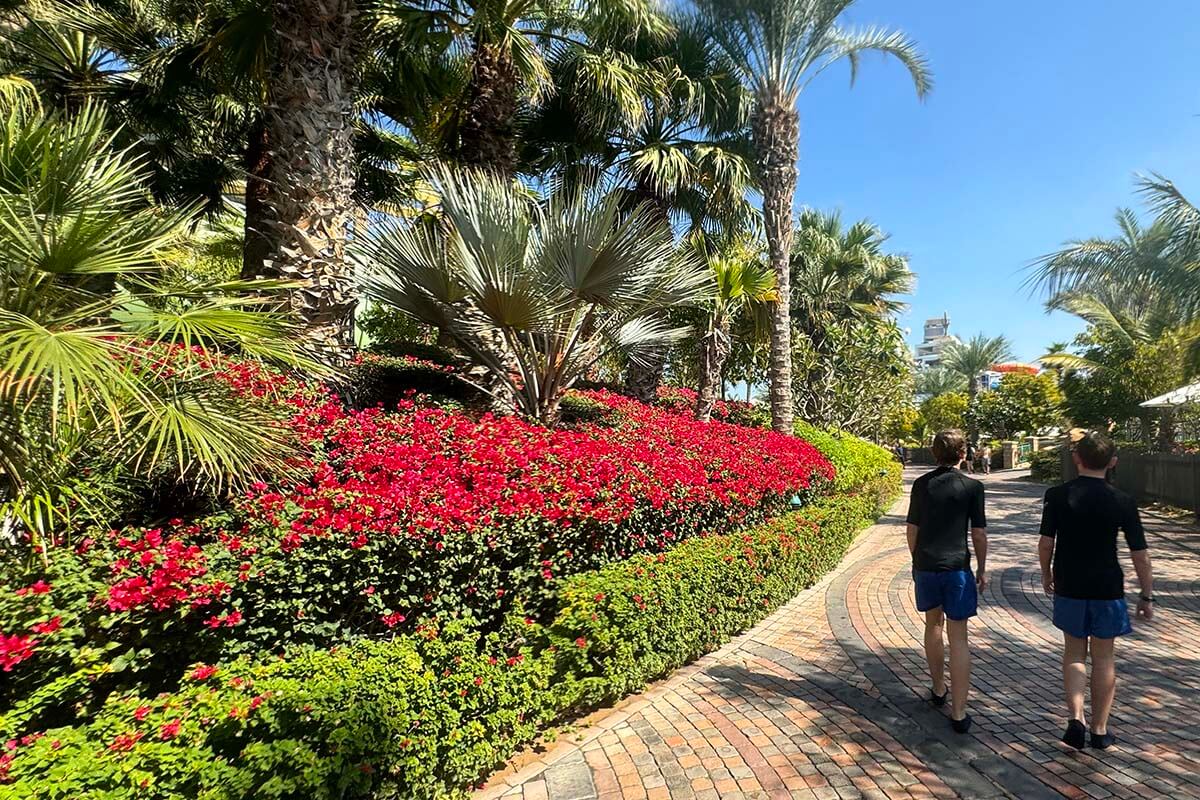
[695,0,931,432]
[356,165,713,424]
[263,0,359,360]
[941,333,1013,401]
[789,208,914,422]
[522,15,757,401]
[695,238,776,421]
[377,0,666,177]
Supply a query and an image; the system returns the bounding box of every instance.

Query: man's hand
[976,571,989,591]
[1137,598,1154,621]
[1042,574,1054,595]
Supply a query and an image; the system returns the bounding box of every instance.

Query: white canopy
[1141,381,1200,408]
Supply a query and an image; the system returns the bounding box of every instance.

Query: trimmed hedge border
[3,476,900,800]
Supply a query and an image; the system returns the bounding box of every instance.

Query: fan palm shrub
[356,165,713,424]
[695,238,775,421]
[0,104,310,554]
[695,0,931,433]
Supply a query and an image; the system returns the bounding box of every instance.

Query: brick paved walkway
[477,469,1200,800]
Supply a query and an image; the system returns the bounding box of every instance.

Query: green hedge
[4,486,898,800]
[1029,447,1063,483]
[794,421,901,511]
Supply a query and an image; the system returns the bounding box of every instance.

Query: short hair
[1072,429,1115,470]
[931,429,966,465]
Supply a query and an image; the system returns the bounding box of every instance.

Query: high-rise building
[914,313,959,369]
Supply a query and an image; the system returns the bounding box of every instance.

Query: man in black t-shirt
[905,429,988,734]
[1038,429,1155,751]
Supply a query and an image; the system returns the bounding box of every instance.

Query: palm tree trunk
[265,0,358,362]
[623,177,672,402]
[241,117,273,279]
[458,41,518,176]
[696,319,731,422]
[752,89,796,434]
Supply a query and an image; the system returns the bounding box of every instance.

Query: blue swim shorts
[913,569,978,620]
[1052,596,1132,640]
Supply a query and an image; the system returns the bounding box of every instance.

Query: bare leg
[1089,637,1117,735]
[1063,634,1088,725]
[947,618,971,719]
[924,608,946,695]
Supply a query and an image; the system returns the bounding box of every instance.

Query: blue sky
[790,0,1200,362]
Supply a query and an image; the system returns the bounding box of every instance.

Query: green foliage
[1,486,896,800]
[1058,326,1186,437]
[965,373,1064,439]
[356,302,436,351]
[1029,447,1064,484]
[356,165,713,423]
[919,392,968,438]
[346,353,479,409]
[792,421,902,511]
[791,318,914,439]
[0,105,311,546]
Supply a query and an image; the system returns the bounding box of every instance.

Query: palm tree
[262,0,359,360]
[914,367,967,399]
[523,16,757,401]
[941,333,1013,401]
[695,0,931,433]
[789,208,914,423]
[356,165,713,424]
[378,0,666,177]
[695,238,776,421]
[0,103,312,553]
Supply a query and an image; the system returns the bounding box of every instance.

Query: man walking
[906,429,989,733]
[1039,429,1154,750]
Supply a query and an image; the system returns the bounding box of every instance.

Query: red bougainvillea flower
[380,612,406,628]
[189,664,218,681]
[158,720,181,740]
[30,617,61,635]
[0,635,36,672]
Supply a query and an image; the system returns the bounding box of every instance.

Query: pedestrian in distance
[905,429,989,733]
[979,443,992,475]
[964,440,976,473]
[1039,429,1154,751]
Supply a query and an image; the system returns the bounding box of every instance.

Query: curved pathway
[477,469,1200,800]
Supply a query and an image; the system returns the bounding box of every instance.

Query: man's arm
[906,523,918,555]
[1038,536,1055,594]
[904,480,923,558]
[1123,499,1154,620]
[971,527,988,589]
[1038,488,1057,594]
[1130,549,1154,619]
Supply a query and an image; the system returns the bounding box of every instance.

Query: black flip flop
[1089,731,1116,750]
[951,714,972,734]
[930,688,949,707]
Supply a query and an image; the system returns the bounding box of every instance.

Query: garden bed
[0,357,900,799]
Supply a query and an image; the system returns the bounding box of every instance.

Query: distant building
[914,313,960,369]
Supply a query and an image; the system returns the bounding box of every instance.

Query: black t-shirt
[1039,477,1148,600]
[905,466,987,572]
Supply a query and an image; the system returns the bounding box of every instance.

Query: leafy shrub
[0,375,834,732]
[1030,447,1064,483]
[2,491,885,799]
[345,353,479,409]
[793,421,900,509]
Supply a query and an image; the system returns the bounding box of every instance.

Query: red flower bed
[1,357,833,706]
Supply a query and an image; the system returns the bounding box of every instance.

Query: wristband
[1139,594,1155,603]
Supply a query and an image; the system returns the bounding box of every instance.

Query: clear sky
[791,0,1200,362]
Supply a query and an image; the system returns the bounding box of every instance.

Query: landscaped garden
[0,0,925,796]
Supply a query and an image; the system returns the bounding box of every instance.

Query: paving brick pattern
[477,470,1200,800]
